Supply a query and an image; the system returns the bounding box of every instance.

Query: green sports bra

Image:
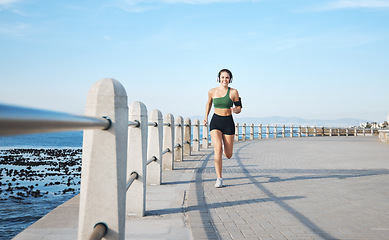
[213,87,233,109]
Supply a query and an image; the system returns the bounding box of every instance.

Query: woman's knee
[213,144,222,152]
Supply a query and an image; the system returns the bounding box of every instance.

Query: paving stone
[186,137,389,240]
[15,136,389,240]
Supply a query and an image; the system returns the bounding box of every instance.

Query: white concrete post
[242,123,246,141]
[250,123,254,140]
[314,126,317,137]
[162,114,174,170]
[354,127,357,136]
[306,126,309,137]
[258,124,262,139]
[174,116,183,161]
[147,109,163,186]
[290,125,293,138]
[183,118,191,156]
[338,127,341,136]
[329,127,332,136]
[363,127,366,136]
[126,101,148,217]
[193,119,200,151]
[298,125,301,137]
[274,125,277,138]
[235,123,240,142]
[282,125,285,138]
[266,125,270,138]
[346,128,349,136]
[79,78,128,240]
[202,123,209,148]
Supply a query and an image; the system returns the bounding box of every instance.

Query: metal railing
[89,222,108,240]
[126,172,139,191]
[0,104,110,136]
[233,124,380,140]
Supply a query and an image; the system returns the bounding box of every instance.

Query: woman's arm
[204,90,213,125]
[231,89,242,114]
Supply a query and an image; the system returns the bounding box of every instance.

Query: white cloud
[0,23,30,37]
[0,0,19,8]
[0,0,18,5]
[121,0,247,4]
[108,0,256,12]
[162,0,245,3]
[0,0,22,14]
[321,0,389,10]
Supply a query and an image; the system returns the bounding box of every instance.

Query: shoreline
[0,148,82,239]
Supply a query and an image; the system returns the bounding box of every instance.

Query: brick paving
[185,136,389,240]
[14,136,389,240]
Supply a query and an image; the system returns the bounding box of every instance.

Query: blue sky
[1,0,388,123]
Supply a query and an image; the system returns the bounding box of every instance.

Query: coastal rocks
[0,148,82,200]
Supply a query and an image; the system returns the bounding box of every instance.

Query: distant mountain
[191,115,369,127]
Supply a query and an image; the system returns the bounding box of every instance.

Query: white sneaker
[215,178,223,188]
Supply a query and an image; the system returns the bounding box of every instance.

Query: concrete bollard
[306,126,309,137]
[282,125,285,138]
[202,123,209,148]
[183,118,191,156]
[174,116,183,161]
[354,127,357,136]
[266,125,270,138]
[329,127,333,137]
[298,125,301,137]
[79,78,128,240]
[193,119,200,151]
[147,109,163,186]
[126,101,148,217]
[274,125,277,138]
[314,126,317,137]
[290,125,293,137]
[235,123,240,142]
[162,114,174,170]
[242,123,246,141]
[258,124,262,139]
[250,123,254,140]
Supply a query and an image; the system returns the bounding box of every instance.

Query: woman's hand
[231,107,241,114]
[203,118,208,125]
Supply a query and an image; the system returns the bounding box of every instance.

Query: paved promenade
[187,136,389,240]
[14,136,389,240]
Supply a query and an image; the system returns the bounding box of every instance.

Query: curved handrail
[0,104,110,136]
[126,172,139,191]
[89,222,108,240]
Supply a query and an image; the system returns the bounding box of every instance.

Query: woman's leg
[222,134,235,159]
[210,130,223,179]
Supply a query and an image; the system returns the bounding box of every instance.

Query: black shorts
[210,114,235,135]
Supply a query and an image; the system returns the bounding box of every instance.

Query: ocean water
[0,131,83,240]
[0,131,83,149]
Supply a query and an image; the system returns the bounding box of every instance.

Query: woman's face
[219,71,231,86]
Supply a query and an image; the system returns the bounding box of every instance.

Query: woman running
[204,69,242,188]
